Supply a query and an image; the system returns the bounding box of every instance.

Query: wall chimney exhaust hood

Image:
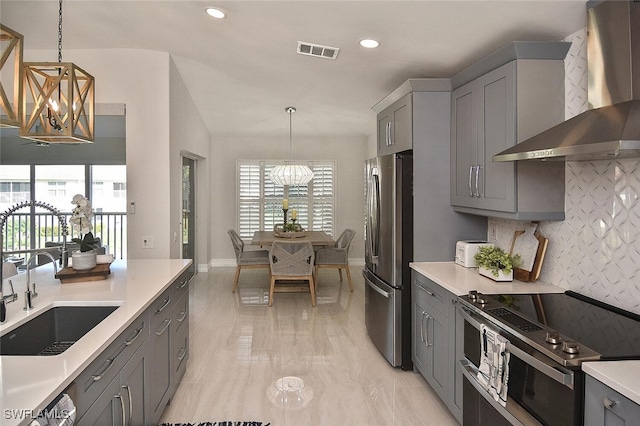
[494,0,640,162]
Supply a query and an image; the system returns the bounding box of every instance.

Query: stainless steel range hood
[494,0,640,162]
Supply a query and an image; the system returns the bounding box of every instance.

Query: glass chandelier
[269,107,314,186]
[21,0,95,143]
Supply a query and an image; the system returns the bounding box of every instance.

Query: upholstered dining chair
[314,229,355,291]
[269,240,316,307]
[228,229,270,293]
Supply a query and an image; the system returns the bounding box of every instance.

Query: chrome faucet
[24,252,58,310]
[0,200,69,320]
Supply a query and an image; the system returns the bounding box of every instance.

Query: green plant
[283,222,303,232]
[72,232,100,252]
[474,246,521,277]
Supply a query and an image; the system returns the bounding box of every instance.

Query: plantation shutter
[310,163,334,235]
[237,163,261,239]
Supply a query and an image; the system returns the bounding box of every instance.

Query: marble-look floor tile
[159,267,458,425]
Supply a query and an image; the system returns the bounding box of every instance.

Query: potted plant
[69,194,99,270]
[474,245,522,282]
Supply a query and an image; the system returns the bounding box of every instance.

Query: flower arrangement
[70,194,99,252]
[474,245,522,279]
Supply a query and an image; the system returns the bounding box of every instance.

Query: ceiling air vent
[297,41,339,60]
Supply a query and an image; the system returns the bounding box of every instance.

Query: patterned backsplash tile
[491,28,640,315]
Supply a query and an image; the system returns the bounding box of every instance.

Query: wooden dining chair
[269,240,316,307]
[227,229,270,293]
[314,229,355,291]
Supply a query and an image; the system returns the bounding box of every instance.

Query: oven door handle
[460,359,543,426]
[458,305,575,389]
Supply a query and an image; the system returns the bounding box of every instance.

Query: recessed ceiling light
[205,7,226,19]
[359,39,380,49]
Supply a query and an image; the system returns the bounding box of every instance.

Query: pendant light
[21,0,95,143]
[0,24,24,128]
[269,107,314,186]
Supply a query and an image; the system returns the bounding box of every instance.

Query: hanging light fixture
[0,24,24,128]
[20,0,95,143]
[269,107,314,186]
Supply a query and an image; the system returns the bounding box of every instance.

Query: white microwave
[455,240,493,268]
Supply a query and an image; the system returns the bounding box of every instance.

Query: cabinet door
[147,317,172,424]
[391,95,412,152]
[413,292,430,375]
[121,342,148,426]
[585,375,640,426]
[451,81,478,208]
[377,110,393,155]
[476,62,516,212]
[77,376,124,426]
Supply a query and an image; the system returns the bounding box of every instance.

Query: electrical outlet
[142,236,154,249]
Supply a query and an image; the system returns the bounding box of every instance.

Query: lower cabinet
[75,269,191,426]
[79,340,149,425]
[585,375,640,426]
[412,271,462,423]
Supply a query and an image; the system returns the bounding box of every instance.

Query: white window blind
[237,160,335,240]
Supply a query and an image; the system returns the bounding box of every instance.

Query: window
[237,161,335,240]
[47,181,66,198]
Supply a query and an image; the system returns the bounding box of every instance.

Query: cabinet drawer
[172,326,189,381]
[73,314,149,420]
[414,273,447,315]
[585,375,640,425]
[150,286,173,331]
[173,270,191,301]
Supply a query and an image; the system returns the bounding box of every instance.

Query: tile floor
[159,266,459,425]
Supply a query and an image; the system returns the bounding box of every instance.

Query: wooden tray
[274,230,306,238]
[510,231,548,282]
[55,263,111,284]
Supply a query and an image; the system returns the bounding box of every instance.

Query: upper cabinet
[450,42,570,220]
[377,94,413,155]
[374,79,452,156]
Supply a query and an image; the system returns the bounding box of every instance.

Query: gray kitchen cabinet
[412,271,462,423]
[377,93,413,155]
[78,340,149,426]
[585,375,640,426]
[450,52,567,220]
[147,269,191,424]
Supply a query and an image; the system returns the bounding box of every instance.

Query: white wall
[169,58,211,270]
[210,135,368,265]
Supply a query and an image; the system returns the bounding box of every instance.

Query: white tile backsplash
[492,28,640,315]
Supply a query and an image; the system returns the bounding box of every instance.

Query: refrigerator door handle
[366,278,391,298]
[367,167,380,265]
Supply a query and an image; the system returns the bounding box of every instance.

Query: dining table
[251,230,335,248]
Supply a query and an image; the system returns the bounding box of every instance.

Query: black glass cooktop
[490,291,640,360]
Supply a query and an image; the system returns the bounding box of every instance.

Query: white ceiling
[0,0,588,139]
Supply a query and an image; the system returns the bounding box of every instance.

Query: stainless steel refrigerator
[364,152,413,370]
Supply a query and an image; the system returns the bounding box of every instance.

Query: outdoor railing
[2,212,127,259]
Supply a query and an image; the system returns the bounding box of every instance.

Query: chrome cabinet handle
[177,347,188,361]
[420,311,426,343]
[124,325,143,346]
[425,314,432,347]
[155,296,171,314]
[155,318,172,336]
[603,397,617,409]
[177,279,188,290]
[114,394,126,426]
[417,284,435,297]
[468,166,475,196]
[475,165,482,197]
[92,358,115,382]
[177,310,187,323]
[122,385,132,426]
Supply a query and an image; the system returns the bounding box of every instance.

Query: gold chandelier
[20,0,94,143]
[269,107,314,186]
[0,24,23,128]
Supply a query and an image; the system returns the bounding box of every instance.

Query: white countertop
[583,361,640,405]
[0,259,191,426]
[409,261,564,296]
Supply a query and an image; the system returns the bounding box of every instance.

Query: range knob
[546,331,562,345]
[476,293,487,305]
[468,290,478,301]
[562,341,580,354]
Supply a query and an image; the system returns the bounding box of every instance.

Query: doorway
[182,156,196,278]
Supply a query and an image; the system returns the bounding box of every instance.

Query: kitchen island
[0,259,191,426]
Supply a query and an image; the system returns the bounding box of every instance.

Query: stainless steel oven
[457,291,640,426]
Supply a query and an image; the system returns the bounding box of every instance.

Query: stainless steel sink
[0,305,119,356]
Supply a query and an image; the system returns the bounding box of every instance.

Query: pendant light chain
[57,0,63,62]
[288,107,293,162]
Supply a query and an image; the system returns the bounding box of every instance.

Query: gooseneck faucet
[0,201,69,320]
